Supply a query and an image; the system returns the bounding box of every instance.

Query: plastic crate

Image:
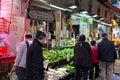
[0,46,7,54]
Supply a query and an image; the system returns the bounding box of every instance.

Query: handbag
[7,71,18,80]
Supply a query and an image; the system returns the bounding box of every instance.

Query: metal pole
[32,20,34,39]
[46,22,49,49]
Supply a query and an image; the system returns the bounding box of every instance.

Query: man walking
[26,31,46,80]
[97,33,117,80]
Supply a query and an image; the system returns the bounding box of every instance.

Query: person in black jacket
[97,33,117,80]
[74,34,92,80]
[26,31,46,80]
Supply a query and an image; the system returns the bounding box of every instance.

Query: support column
[54,10,61,43]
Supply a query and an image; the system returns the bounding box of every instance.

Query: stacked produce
[45,64,74,80]
[52,39,75,50]
[43,40,75,80]
[45,68,68,80]
[63,61,74,72]
[43,48,74,63]
[64,39,75,47]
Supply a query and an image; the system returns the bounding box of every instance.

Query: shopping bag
[7,72,18,80]
[112,74,120,80]
[43,60,49,69]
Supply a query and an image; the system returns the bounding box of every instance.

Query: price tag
[48,32,51,39]
[52,39,55,48]
[66,30,69,38]
[60,40,64,46]
[67,53,70,62]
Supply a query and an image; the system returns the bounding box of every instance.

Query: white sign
[79,22,87,36]
[52,39,55,48]
[28,9,54,22]
[98,24,107,34]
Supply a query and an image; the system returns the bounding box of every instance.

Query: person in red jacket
[89,40,99,80]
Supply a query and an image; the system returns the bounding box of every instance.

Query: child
[89,40,99,80]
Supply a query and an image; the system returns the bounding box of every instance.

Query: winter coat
[74,41,92,67]
[26,39,44,80]
[91,46,99,63]
[97,38,117,62]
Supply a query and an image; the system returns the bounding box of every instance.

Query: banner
[79,22,88,36]
[80,14,93,24]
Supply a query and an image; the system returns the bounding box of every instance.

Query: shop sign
[27,9,54,22]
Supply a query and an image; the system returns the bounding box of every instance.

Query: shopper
[96,34,102,44]
[74,34,92,80]
[89,40,99,80]
[26,31,46,80]
[97,33,117,80]
[11,34,32,80]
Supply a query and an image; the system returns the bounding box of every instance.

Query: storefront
[79,13,93,41]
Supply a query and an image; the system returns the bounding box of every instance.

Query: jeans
[17,67,26,80]
[89,63,99,79]
[74,65,90,80]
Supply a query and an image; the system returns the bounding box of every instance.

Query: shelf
[52,46,73,50]
[0,53,16,64]
[0,53,16,79]
[48,58,73,68]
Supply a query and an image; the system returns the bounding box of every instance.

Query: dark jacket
[74,41,92,67]
[26,39,44,80]
[97,38,117,62]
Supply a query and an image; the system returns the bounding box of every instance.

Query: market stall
[0,52,16,79]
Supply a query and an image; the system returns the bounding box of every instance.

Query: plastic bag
[43,60,49,69]
[7,72,18,80]
[112,74,120,80]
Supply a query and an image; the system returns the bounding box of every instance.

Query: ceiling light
[99,17,104,20]
[69,5,77,9]
[50,4,72,12]
[50,4,66,11]
[34,0,72,12]
[80,11,88,14]
[92,14,98,18]
[65,9,72,12]
[39,0,47,3]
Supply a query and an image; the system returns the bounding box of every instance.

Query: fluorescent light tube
[50,4,66,11]
[69,5,77,9]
